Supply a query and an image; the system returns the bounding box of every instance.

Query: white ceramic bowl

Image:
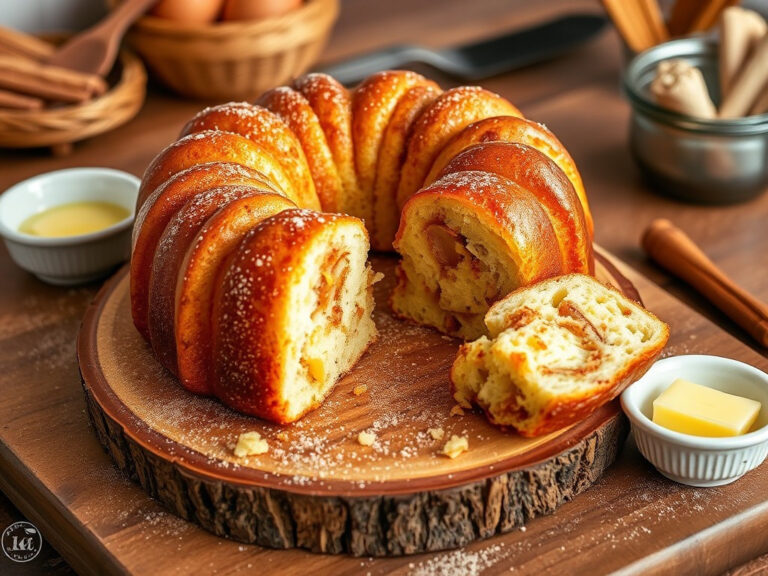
[0,167,139,286]
[621,355,768,487]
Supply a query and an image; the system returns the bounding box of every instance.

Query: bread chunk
[451,274,669,436]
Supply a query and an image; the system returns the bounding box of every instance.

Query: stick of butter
[653,378,761,437]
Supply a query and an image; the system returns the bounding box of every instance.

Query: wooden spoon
[47,0,159,77]
[641,218,768,348]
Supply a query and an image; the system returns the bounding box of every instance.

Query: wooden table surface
[1,0,767,574]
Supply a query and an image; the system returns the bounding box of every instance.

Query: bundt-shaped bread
[211,209,378,423]
[390,171,564,339]
[131,70,596,424]
[451,274,669,436]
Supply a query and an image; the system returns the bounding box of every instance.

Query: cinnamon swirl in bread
[212,210,378,423]
[451,274,669,436]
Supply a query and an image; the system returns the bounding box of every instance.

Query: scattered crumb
[353,384,368,396]
[441,435,468,459]
[358,430,376,446]
[450,404,465,417]
[428,427,445,441]
[275,431,289,442]
[234,431,269,457]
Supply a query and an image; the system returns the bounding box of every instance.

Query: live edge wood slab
[78,252,634,557]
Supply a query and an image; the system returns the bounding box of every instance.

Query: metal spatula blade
[318,13,607,86]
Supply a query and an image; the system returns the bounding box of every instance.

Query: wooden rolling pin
[642,219,768,347]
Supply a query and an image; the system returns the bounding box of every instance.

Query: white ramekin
[0,167,139,286]
[621,355,768,487]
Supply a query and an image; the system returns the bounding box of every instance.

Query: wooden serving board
[78,251,636,556]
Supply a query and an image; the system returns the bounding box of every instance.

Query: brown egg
[221,0,303,21]
[150,0,225,23]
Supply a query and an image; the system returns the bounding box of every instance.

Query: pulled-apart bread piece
[451,274,669,437]
[212,209,379,423]
[391,171,569,340]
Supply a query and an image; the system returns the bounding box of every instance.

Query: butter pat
[653,378,761,437]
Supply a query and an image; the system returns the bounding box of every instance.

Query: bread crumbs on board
[441,435,468,458]
[233,431,269,457]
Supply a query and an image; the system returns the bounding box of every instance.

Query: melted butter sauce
[19,201,130,238]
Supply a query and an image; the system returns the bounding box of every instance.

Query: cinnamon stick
[719,7,767,101]
[0,88,43,110]
[0,55,107,97]
[0,27,54,61]
[599,0,646,53]
[642,219,768,348]
[750,89,768,116]
[668,0,702,36]
[651,59,717,119]
[638,0,669,45]
[0,68,90,103]
[720,35,768,118]
[688,0,739,33]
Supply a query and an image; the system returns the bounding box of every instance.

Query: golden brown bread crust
[371,83,442,251]
[131,162,280,341]
[424,115,593,238]
[350,71,435,224]
[291,73,358,213]
[438,142,593,275]
[211,209,366,422]
[257,86,343,212]
[137,130,298,210]
[148,185,276,375]
[396,87,523,210]
[175,192,296,395]
[395,171,563,284]
[179,103,320,210]
[129,71,601,425]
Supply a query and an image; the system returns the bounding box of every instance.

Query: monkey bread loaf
[131,70,594,424]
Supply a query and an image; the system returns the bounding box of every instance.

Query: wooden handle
[642,219,768,347]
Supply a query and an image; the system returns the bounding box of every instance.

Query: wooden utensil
[642,219,768,348]
[46,0,159,76]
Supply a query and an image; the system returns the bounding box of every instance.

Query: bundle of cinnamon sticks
[0,27,107,111]
[600,0,740,53]
[650,6,768,119]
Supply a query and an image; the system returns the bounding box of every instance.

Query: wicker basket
[124,0,339,100]
[0,49,147,152]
